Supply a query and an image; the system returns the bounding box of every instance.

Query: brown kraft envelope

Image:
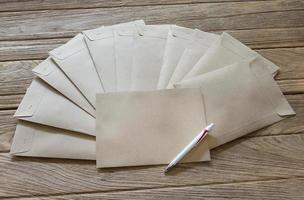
[175,57,295,148]
[96,88,210,168]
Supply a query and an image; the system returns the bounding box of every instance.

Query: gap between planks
[2,176,304,199]
[1,127,303,198]
[0,0,276,13]
[0,0,303,41]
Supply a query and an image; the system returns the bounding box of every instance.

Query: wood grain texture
[227,27,304,49]
[277,79,304,94]
[0,94,23,110]
[0,0,303,198]
[0,0,266,12]
[253,95,304,137]
[260,47,304,80]
[1,133,304,198]
[16,178,304,200]
[0,60,40,95]
[0,39,68,61]
[0,0,303,40]
[1,28,304,62]
[0,110,16,152]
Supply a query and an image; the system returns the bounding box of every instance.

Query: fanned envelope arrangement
[10,20,295,169]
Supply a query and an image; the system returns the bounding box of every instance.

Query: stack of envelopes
[10,20,296,169]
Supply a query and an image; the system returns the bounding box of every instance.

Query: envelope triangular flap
[184,32,279,79]
[166,30,219,88]
[32,57,96,117]
[14,78,47,117]
[248,57,295,116]
[193,29,219,45]
[10,121,35,154]
[49,34,104,106]
[157,26,197,89]
[116,26,137,36]
[14,78,96,136]
[49,34,85,60]
[83,26,113,41]
[32,57,56,76]
[136,24,171,39]
[83,20,145,40]
[116,27,135,36]
[175,59,295,148]
[113,20,146,36]
[170,25,196,40]
[114,24,145,92]
[131,25,172,91]
[221,32,280,76]
[10,121,96,160]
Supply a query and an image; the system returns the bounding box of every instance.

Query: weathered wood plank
[1,28,303,62]
[259,47,304,80]
[0,38,68,62]
[16,178,304,200]
[253,94,304,137]
[0,0,267,12]
[0,94,23,110]
[0,0,302,199]
[1,133,303,198]
[0,110,16,152]
[0,0,303,40]
[0,60,40,95]
[227,27,304,49]
[278,79,304,94]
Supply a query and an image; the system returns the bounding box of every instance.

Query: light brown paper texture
[168,31,219,88]
[114,22,145,91]
[176,58,295,148]
[14,78,96,136]
[184,32,280,80]
[83,20,145,92]
[32,57,95,117]
[130,25,171,91]
[49,34,104,107]
[96,88,210,168]
[10,121,95,160]
[157,26,196,89]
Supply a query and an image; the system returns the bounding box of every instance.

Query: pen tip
[164,166,171,174]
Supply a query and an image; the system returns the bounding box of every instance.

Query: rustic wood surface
[0,0,303,199]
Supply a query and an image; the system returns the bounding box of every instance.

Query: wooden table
[1,0,304,199]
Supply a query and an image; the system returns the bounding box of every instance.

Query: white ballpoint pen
[164,123,214,173]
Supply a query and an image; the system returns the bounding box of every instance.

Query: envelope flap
[116,26,136,36]
[10,122,35,154]
[83,27,113,41]
[221,32,280,76]
[136,25,170,39]
[194,30,219,44]
[32,57,56,76]
[49,34,85,60]
[249,58,295,116]
[14,78,46,117]
[132,19,145,26]
[170,26,195,40]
